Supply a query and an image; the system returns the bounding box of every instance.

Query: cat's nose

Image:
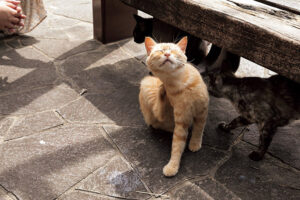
[164,53,171,57]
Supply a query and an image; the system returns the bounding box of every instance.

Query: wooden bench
[92,0,300,83]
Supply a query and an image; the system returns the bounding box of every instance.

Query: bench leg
[92,0,137,43]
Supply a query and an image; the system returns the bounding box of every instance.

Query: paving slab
[76,155,150,199]
[167,181,214,200]
[58,57,147,125]
[58,91,145,126]
[0,117,14,138]
[5,38,22,49]
[119,39,147,60]
[0,47,56,94]
[243,120,300,170]
[4,111,63,141]
[103,125,227,194]
[26,14,83,40]
[192,178,240,200]
[0,185,18,200]
[215,141,300,200]
[59,190,117,200]
[60,51,147,93]
[167,178,240,200]
[44,0,93,23]
[0,124,117,200]
[60,43,141,77]
[204,96,243,150]
[0,84,79,115]
[0,40,11,53]
[236,58,276,78]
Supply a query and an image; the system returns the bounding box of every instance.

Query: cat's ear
[177,36,188,53]
[145,37,156,55]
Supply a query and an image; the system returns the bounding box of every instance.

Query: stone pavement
[0,1,299,200]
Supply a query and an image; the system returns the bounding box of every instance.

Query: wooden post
[92,0,137,43]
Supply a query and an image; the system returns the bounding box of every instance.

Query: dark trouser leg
[219,116,251,132]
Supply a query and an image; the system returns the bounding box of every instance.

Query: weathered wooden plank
[255,0,300,15]
[120,0,300,82]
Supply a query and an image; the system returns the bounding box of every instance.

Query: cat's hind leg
[249,122,277,161]
[188,109,208,152]
[219,116,251,132]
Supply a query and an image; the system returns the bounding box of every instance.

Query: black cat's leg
[249,123,277,161]
[218,116,251,132]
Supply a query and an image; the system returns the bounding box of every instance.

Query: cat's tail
[139,76,163,125]
[139,76,162,106]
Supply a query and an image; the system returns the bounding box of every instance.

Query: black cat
[207,60,300,161]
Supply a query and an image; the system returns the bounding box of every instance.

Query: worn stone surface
[203,96,243,150]
[0,0,299,199]
[119,38,147,60]
[167,178,240,200]
[0,84,80,115]
[215,142,300,200]
[26,14,84,40]
[193,178,240,200]
[60,43,141,77]
[104,125,227,194]
[0,47,56,94]
[167,182,214,200]
[77,156,150,199]
[58,57,147,125]
[5,38,22,49]
[32,36,96,60]
[0,40,11,53]
[243,120,300,170]
[59,190,116,200]
[236,58,276,78]
[4,111,63,140]
[58,91,145,126]
[0,124,117,200]
[61,53,147,93]
[44,0,93,23]
[0,118,14,137]
[0,186,17,200]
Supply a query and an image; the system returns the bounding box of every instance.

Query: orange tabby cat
[139,37,209,176]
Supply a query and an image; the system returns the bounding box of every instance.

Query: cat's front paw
[248,151,264,161]
[163,163,179,177]
[188,140,202,152]
[218,122,231,132]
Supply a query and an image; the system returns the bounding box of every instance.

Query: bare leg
[219,116,251,132]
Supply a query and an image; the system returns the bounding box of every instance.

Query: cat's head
[144,37,188,76]
[206,61,236,98]
[207,70,225,97]
[133,14,153,43]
